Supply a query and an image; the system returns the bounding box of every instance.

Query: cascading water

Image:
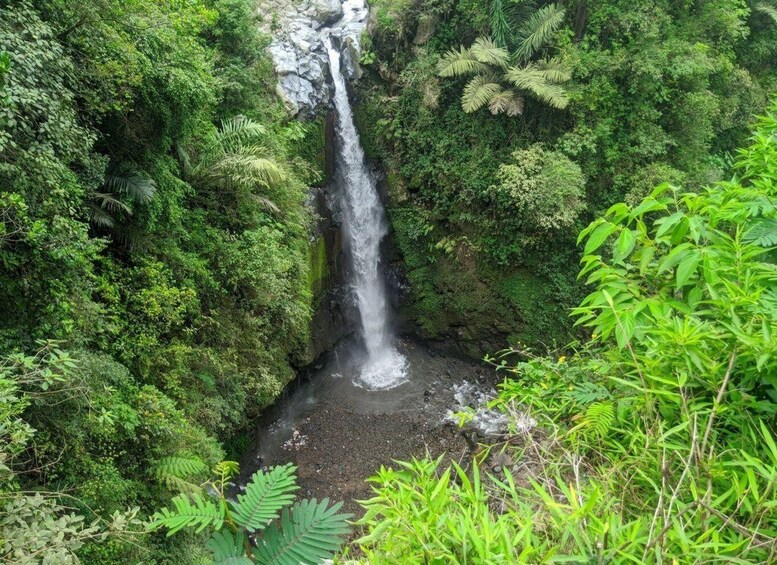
[327,42,407,390]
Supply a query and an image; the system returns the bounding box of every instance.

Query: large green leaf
[230,464,299,532]
[253,498,352,565]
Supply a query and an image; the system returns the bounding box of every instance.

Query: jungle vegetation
[2,0,777,563]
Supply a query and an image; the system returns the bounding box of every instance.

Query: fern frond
[583,402,614,438]
[744,217,777,247]
[470,37,510,68]
[207,530,252,565]
[214,461,240,481]
[437,46,491,77]
[217,116,268,150]
[152,455,207,493]
[253,498,352,565]
[755,2,777,24]
[487,89,524,116]
[461,74,504,113]
[514,3,566,61]
[504,64,570,109]
[148,493,225,536]
[230,464,299,532]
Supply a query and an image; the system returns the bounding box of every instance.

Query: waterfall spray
[327,41,407,390]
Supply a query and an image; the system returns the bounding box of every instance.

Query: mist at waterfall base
[327,42,408,390]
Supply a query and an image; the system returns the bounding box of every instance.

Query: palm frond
[103,174,156,204]
[437,46,491,77]
[533,57,572,83]
[514,3,566,61]
[207,530,253,565]
[252,498,352,565]
[504,64,570,109]
[87,202,116,228]
[230,464,299,532]
[489,0,514,47]
[461,74,504,113]
[203,153,287,191]
[90,192,132,215]
[470,37,510,68]
[217,116,268,150]
[754,1,777,24]
[148,493,225,536]
[488,90,525,116]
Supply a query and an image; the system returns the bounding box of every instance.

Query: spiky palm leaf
[514,3,566,61]
[103,174,156,204]
[207,530,252,565]
[230,463,299,532]
[490,0,514,47]
[470,37,510,68]
[533,57,572,83]
[215,116,269,153]
[149,493,225,536]
[87,202,117,228]
[201,152,287,190]
[488,89,525,116]
[437,46,491,77]
[754,1,777,24]
[504,64,570,109]
[461,74,504,113]
[252,499,352,565]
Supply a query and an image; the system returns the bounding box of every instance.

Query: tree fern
[207,530,253,565]
[230,463,299,532]
[149,493,225,536]
[513,3,566,62]
[253,499,352,565]
[462,75,504,113]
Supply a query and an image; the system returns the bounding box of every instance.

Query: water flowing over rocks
[258,0,368,115]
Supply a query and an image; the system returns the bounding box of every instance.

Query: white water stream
[327,43,407,390]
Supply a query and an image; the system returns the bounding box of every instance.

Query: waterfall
[327,42,407,390]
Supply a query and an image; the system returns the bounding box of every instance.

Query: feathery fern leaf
[149,493,225,536]
[437,46,491,77]
[744,217,777,247]
[470,37,510,68]
[583,402,614,439]
[755,1,777,24]
[461,75,504,113]
[207,530,253,565]
[152,455,207,493]
[230,464,299,532]
[514,3,566,61]
[487,90,524,116]
[217,116,268,151]
[253,498,352,565]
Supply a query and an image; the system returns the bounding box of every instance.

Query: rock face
[258,0,369,116]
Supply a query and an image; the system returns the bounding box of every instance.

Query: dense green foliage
[357,0,777,352]
[352,104,777,562]
[150,462,351,563]
[0,0,324,561]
